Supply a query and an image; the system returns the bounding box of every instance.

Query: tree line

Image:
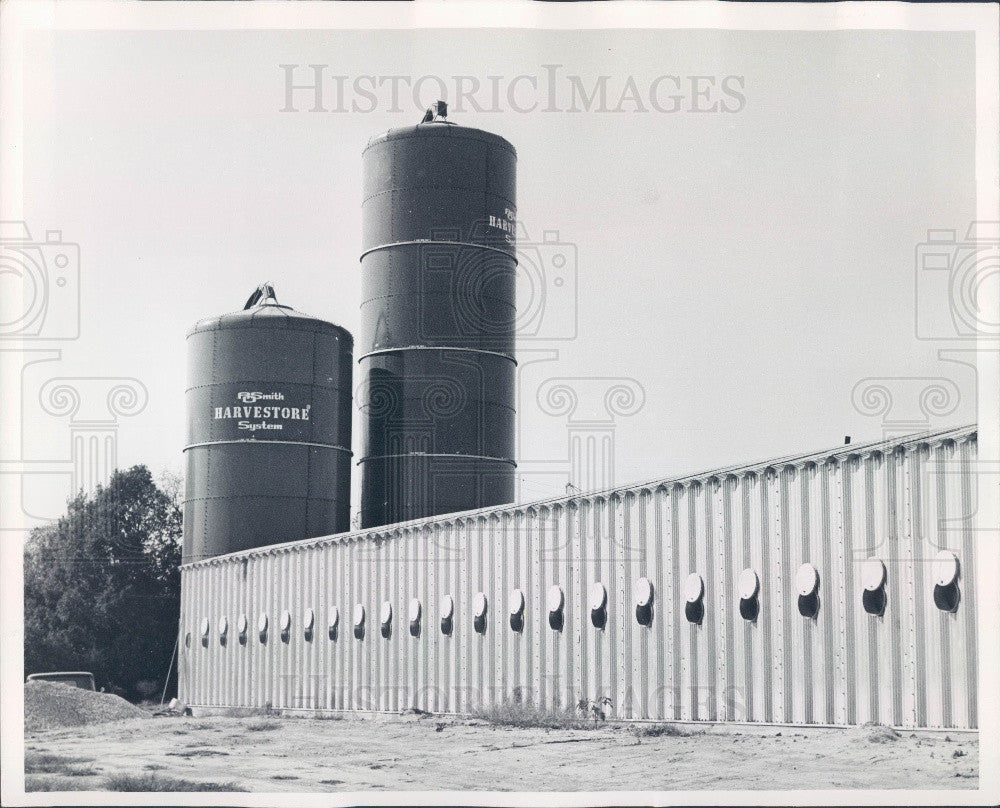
[24,466,182,701]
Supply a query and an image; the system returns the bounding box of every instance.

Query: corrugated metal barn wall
[178,426,978,729]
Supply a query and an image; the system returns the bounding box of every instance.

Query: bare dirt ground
[24,712,978,793]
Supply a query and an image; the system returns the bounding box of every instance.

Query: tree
[24,465,182,701]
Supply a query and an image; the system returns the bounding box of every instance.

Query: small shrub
[473,700,593,730]
[289,711,343,721]
[104,773,247,792]
[631,723,690,738]
[246,720,281,732]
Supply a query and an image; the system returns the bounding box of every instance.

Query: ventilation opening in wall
[684,601,703,625]
[510,613,524,632]
[590,582,607,628]
[548,611,564,631]
[796,563,820,618]
[797,592,819,618]
[409,599,421,637]
[634,578,654,625]
[441,595,455,636]
[933,551,960,612]
[934,582,960,613]
[473,592,487,634]
[353,604,365,639]
[380,602,393,639]
[739,597,759,622]
[863,587,887,616]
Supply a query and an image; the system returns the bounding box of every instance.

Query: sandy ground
[24,712,978,793]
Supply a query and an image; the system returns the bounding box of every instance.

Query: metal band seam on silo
[184,439,352,452]
[359,107,518,528]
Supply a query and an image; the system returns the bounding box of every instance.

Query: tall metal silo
[183,284,353,563]
[359,103,517,528]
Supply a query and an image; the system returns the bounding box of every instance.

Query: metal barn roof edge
[180,422,977,569]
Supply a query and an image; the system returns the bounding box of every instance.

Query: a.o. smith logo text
[215,392,311,432]
[237,391,285,403]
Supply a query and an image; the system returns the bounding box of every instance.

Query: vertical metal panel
[180,426,978,729]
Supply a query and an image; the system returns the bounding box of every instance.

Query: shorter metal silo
[182,284,352,563]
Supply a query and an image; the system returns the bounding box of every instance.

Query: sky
[10,26,978,523]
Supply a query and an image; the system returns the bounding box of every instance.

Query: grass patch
[246,719,281,732]
[223,705,279,718]
[472,700,595,730]
[165,749,229,758]
[271,774,299,780]
[25,751,94,775]
[25,774,90,792]
[630,723,691,738]
[104,773,248,792]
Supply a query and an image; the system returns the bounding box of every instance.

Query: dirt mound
[861,722,901,744]
[25,681,149,732]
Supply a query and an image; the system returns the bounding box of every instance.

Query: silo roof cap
[364,120,516,156]
[186,283,354,342]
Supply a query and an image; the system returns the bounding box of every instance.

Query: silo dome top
[187,283,353,343]
[364,103,516,156]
